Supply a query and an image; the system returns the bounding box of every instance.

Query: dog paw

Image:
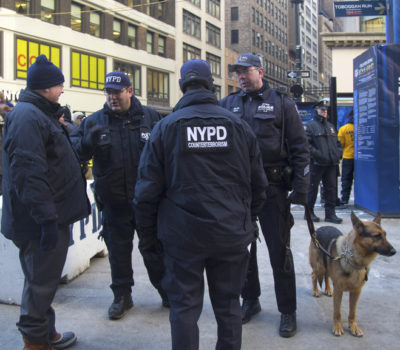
[332,324,344,336]
[312,289,322,297]
[324,289,333,297]
[349,324,364,337]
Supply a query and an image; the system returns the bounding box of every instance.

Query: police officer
[70,71,166,320]
[134,59,268,350]
[305,100,343,223]
[220,53,310,337]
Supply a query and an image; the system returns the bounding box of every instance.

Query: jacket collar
[173,89,218,111]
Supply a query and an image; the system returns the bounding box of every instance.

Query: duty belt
[265,167,284,184]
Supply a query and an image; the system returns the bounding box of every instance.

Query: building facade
[225,0,291,90]
[0,0,177,114]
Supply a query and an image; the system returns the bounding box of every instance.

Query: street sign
[334,1,387,17]
[287,70,310,79]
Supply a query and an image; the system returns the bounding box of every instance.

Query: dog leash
[304,204,341,260]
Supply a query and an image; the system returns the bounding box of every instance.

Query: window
[158,36,166,57]
[183,10,201,39]
[128,25,137,48]
[183,43,201,62]
[231,7,238,21]
[41,0,55,24]
[231,29,238,44]
[113,19,122,43]
[71,3,82,32]
[187,0,201,7]
[71,50,106,90]
[16,1,31,15]
[207,0,220,19]
[147,69,169,103]
[114,61,141,96]
[206,52,221,77]
[89,12,101,37]
[16,37,61,80]
[214,85,221,100]
[206,22,220,48]
[146,31,154,53]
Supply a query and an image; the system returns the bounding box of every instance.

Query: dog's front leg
[332,289,344,336]
[324,274,333,296]
[348,289,363,337]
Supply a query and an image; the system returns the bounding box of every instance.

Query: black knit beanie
[27,54,65,90]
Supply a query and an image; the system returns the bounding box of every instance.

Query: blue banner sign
[334,1,387,17]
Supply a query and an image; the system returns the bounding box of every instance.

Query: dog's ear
[373,211,382,225]
[351,211,364,233]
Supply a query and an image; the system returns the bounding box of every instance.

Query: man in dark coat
[134,59,268,350]
[1,55,90,350]
[220,53,310,337]
[305,100,343,223]
[70,71,165,320]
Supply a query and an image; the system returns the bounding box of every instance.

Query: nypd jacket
[70,95,161,204]
[305,113,343,166]
[219,81,310,194]
[134,89,268,252]
[1,89,90,241]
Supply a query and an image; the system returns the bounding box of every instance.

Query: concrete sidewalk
[1,203,399,350]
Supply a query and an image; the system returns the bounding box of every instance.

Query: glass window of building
[71,3,82,32]
[113,19,122,43]
[114,61,141,96]
[147,69,169,103]
[183,43,201,62]
[207,0,220,19]
[231,7,238,21]
[128,25,137,48]
[41,0,55,24]
[206,22,220,48]
[89,12,101,37]
[183,10,201,39]
[16,37,61,79]
[146,31,154,53]
[16,1,31,14]
[231,29,238,44]
[214,85,221,100]
[206,52,221,77]
[158,36,166,57]
[71,50,106,90]
[187,0,201,7]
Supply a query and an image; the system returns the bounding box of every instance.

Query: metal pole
[295,3,301,85]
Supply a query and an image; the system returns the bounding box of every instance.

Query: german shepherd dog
[309,211,396,337]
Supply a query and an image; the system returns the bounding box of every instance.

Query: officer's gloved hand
[40,221,59,251]
[252,216,260,241]
[137,227,163,255]
[288,190,307,205]
[83,122,109,151]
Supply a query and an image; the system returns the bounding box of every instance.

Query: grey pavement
[1,201,399,350]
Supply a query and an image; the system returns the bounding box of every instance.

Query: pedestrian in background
[1,54,90,350]
[337,109,354,205]
[70,71,166,320]
[134,59,268,350]
[220,53,310,337]
[305,100,343,223]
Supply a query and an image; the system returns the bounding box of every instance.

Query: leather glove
[83,122,109,151]
[40,221,59,251]
[252,216,260,241]
[288,190,307,205]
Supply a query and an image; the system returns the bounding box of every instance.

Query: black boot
[108,294,133,320]
[241,298,261,324]
[325,208,343,224]
[279,312,297,338]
